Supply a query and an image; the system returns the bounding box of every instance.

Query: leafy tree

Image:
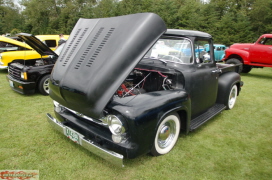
[0,0,21,34]
[249,0,272,36]
[2,0,272,46]
[216,11,253,46]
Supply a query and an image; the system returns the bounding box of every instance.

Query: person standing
[58,34,66,46]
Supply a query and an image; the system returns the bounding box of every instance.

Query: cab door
[250,37,272,64]
[190,39,219,117]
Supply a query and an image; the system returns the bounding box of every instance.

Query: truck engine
[115,68,176,98]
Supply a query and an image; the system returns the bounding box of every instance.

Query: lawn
[0,68,271,180]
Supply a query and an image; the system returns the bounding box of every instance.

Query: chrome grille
[64,106,107,126]
[8,65,21,79]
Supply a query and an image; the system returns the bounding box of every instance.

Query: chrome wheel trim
[228,85,237,109]
[154,114,180,155]
[158,121,176,149]
[43,78,50,94]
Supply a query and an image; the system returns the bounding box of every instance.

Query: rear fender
[216,72,241,104]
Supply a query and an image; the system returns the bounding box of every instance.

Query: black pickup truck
[6,33,64,95]
[46,13,243,167]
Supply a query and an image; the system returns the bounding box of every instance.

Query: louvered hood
[49,13,167,119]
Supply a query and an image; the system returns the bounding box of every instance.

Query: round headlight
[107,115,124,135]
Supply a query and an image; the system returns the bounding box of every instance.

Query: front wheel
[226,84,238,110]
[150,113,180,156]
[38,74,50,95]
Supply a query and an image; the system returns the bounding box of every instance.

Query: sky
[13,0,20,6]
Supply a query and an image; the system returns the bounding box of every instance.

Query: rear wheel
[38,74,50,95]
[225,58,242,73]
[226,84,238,110]
[242,65,252,73]
[151,113,180,156]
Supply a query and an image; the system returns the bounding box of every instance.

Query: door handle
[212,69,222,74]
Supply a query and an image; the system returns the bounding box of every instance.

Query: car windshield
[145,38,193,64]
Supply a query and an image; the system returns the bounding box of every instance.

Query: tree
[249,0,272,36]
[0,0,21,34]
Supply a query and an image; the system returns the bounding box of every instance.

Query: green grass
[1,68,272,180]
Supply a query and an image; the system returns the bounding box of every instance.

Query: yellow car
[0,35,69,69]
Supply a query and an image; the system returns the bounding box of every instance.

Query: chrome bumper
[46,113,124,167]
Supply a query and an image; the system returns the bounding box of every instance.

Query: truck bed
[217,63,241,74]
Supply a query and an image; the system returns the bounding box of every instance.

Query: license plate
[9,80,14,87]
[64,127,82,145]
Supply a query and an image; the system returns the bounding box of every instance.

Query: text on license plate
[64,127,81,145]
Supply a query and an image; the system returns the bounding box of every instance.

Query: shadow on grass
[0,69,8,74]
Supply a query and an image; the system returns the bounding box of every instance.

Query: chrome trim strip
[46,113,124,167]
[63,106,107,126]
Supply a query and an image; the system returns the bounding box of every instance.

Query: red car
[223,34,272,73]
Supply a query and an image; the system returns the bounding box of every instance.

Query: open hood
[17,33,57,56]
[50,13,167,119]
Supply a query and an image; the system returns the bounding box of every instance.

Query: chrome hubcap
[158,120,176,149]
[43,78,50,94]
[229,87,237,107]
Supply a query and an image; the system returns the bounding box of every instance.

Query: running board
[190,104,226,131]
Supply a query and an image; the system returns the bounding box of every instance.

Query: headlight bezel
[107,115,125,136]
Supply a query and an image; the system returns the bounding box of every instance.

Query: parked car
[204,44,226,61]
[6,33,65,95]
[0,34,69,69]
[0,36,31,52]
[46,13,243,167]
[223,34,272,73]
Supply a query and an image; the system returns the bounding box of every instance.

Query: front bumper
[6,75,36,94]
[46,113,124,167]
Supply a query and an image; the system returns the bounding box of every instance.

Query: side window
[195,39,211,64]
[258,38,266,44]
[44,40,56,47]
[258,38,272,45]
[264,38,272,45]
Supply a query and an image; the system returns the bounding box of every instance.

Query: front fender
[225,48,249,62]
[107,89,190,156]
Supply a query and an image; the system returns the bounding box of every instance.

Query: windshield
[145,38,193,64]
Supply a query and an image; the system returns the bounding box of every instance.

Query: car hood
[50,13,167,119]
[230,43,253,50]
[17,33,57,56]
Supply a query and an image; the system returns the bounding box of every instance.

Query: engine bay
[11,57,56,67]
[115,68,176,98]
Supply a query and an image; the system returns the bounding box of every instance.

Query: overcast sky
[13,0,20,6]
